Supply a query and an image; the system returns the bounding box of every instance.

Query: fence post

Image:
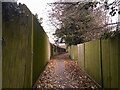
[31,15,33,86]
[84,43,85,70]
[100,39,103,88]
[0,1,2,89]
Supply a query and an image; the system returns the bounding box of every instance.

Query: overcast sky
[17,0,57,43]
[17,0,118,44]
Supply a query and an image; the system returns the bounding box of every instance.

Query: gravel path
[33,53,101,89]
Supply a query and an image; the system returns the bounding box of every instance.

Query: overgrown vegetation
[101,30,120,39]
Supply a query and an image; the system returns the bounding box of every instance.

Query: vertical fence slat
[119,36,120,90]
[78,44,85,70]
[85,39,102,85]
[110,36,119,88]
[70,45,78,60]
[101,39,111,88]
[0,2,2,89]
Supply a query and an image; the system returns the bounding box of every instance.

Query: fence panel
[2,4,33,88]
[70,45,78,60]
[33,17,50,84]
[70,45,74,59]
[101,39,111,88]
[0,2,2,89]
[109,36,119,88]
[2,2,66,88]
[85,40,102,85]
[77,44,85,70]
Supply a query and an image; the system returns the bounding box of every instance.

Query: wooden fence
[68,36,120,89]
[0,1,2,89]
[2,2,66,88]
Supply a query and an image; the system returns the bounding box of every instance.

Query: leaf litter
[33,53,101,89]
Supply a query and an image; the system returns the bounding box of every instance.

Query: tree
[38,17,43,24]
[35,13,43,24]
[35,13,38,19]
[47,0,119,45]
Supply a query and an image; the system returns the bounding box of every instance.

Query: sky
[17,0,57,44]
[17,0,118,44]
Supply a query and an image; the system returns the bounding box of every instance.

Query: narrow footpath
[34,53,101,89]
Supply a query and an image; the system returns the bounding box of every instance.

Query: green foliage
[53,4,94,45]
[38,17,43,24]
[51,1,119,45]
[34,13,43,24]
[82,2,98,10]
[35,13,38,19]
[101,30,120,39]
[54,24,85,45]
